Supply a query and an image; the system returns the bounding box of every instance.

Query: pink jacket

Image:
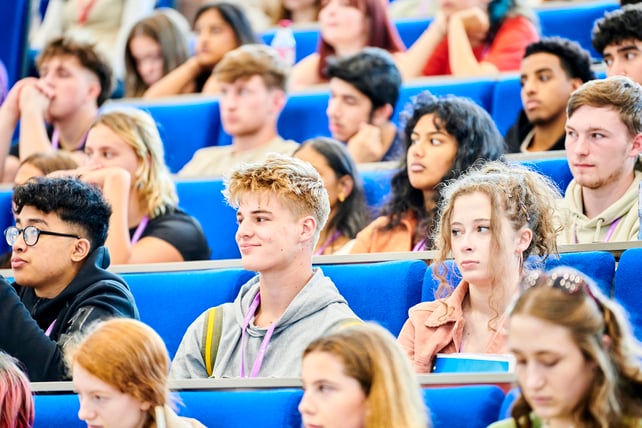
[397,281,507,373]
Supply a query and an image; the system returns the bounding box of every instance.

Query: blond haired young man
[171,155,358,378]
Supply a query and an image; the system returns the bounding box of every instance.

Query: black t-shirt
[128,207,211,261]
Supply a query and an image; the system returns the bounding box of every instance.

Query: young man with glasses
[0,177,139,381]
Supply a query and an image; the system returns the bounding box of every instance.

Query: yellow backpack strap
[201,306,224,377]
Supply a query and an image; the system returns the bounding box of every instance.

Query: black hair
[294,137,370,239]
[592,5,642,55]
[325,47,402,115]
[12,177,112,252]
[194,2,259,46]
[524,36,595,83]
[382,92,505,248]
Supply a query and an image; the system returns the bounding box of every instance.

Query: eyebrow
[617,45,642,53]
[15,218,48,226]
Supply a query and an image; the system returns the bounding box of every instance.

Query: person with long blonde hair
[68,107,210,263]
[300,323,429,428]
[398,161,560,372]
[0,352,34,428]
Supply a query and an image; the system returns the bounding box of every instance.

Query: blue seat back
[492,75,522,137]
[424,385,505,428]
[422,251,616,302]
[517,158,573,196]
[178,389,303,428]
[538,1,620,58]
[123,268,254,358]
[321,260,426,336]
[0,0,29,86]
[107,98,220,173]
[277,91,331,143]
[175,178,240,260]
[498,387,521,419]
[0,189,14,254]
[613,248,642,341]
[34,394,83,428]
[360,168,396,215]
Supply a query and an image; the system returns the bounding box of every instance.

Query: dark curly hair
[524,37,595,83]
[12,177,112,252]
[592,5,642,56]
[380,92,505,248]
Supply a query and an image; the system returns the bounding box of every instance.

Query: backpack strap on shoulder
[201,306,224,377]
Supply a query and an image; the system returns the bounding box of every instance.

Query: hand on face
[19,79,54,119]
[450,7,489,41]
[2,77,40,119]
[347,122,385,163]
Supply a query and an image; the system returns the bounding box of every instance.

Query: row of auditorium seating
[33,383,507,428]
[0,157,572,258]
[117,249,639,360]
[259,1,618,60]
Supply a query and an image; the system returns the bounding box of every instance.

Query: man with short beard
[557,76,642,244]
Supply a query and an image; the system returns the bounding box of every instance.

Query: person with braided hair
[490,267,642,428]
[398,161,560,373]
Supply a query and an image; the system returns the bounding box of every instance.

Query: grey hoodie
[170,268,359,379]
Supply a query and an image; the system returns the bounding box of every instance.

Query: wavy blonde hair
[92,107,178,218]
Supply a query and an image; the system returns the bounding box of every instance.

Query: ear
[338,174,354,200]
[86,77,102,103]
[371,104,393,127]
[70,238,91,263]
[140,401,152,411]
[570,77,583,91]
[300,215,317,243]
[516,227,533,254]
[629,132,642,158]
[270,89,287,115]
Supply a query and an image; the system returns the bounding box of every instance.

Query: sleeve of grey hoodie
[170,311,210,379]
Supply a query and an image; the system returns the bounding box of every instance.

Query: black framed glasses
[4,226,81,247]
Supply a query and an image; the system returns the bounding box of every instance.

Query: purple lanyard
[45,319,56,336]
[51,128,87,151]
[574,217,622,244]
[315,230,341,255]
[412,238,427,252]
[130,216,149,244]
[240,293,280,378]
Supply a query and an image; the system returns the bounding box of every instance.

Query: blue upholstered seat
[613,248,642,341]
[123,268,255,358]
[517,158,573,196]
[424,385,506,428]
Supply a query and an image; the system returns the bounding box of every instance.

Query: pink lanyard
[240,293,280,378]
[412,238,427,252]
[130,216,149,244]
[45,319,56,336]
[77,0,98,24]
[574,217,621,244]
[315,230,341,255]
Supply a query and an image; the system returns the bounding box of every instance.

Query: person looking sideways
[171,155,359,378]
[178,44,298,178]
[557,76,642,244]
[506,37,595,154]
[398,0,538,78]
[398,161,560,373]
[68,318,205,428]
[66,107,210,263]
[0,352,34,428]
[592,4,642,85]
[290,0,405,90]
[144,2,259,98]
[0,37,113,183]
[324,47,404,163]
[350,92,504,254]
[124,9,191,98]
[294,137,370,255]
[489,267,642,428]
[300,323,430,428]
[0,177,138,381]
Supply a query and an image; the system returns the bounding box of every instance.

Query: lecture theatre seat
[175,178,240,260]
[518,157,573,196]
[422,251,616,302]
[491,74,521,137]
[0,0,29,86]
[613,247,642,341]
[360,167,396,214]
[0,189,14,254]
[33,385,506,428]
[123,268,254,358]
[321,260,426,336]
